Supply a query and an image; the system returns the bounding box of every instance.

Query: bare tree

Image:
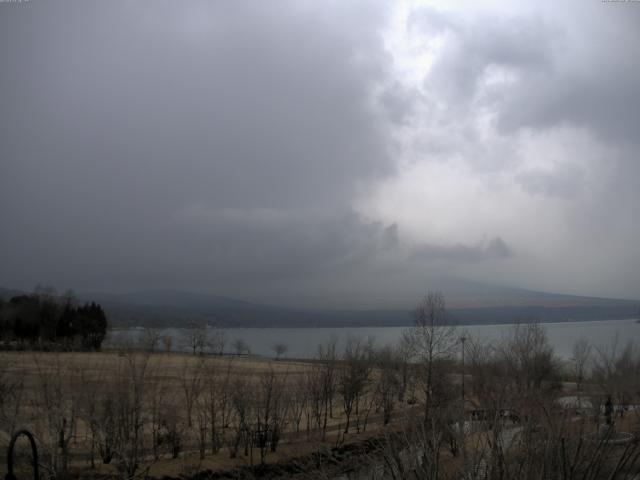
[195,394,208,460]
[289,372,308,436]
[97,351,151,478]
[232,338,250,356]
[395,335,413,403]
[139,328,161,352]
[216,360,235,451]
[78,357,109,469]
[592,337,639,419]
[31,353,80,479]
[406,291,457,421]
[195,356,235,459]
[229,377,251,459]
[306,365,325,436]
[252,367,289,463]
[209,326,226,355]
[338,336,372,433]
[498,322,559,394]
[161,334,173,353]
[373,346,400,425]
[271,342,289,360]
[179,356,205,428]
[156,391,184,460]
[183,322,208,355]
[199,357,225,455]
[0,354,24,436]
[466,336,510,409]
[148,361,173,461]
[571,337,592,391]
[317,337,338,438]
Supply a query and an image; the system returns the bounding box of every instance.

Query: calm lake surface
[107,318,640,360]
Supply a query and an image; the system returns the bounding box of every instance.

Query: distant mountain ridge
[1,284,638,328]
[83,289,262,310]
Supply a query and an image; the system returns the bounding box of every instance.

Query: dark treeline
[0,287,108,350]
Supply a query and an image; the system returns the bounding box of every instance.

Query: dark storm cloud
[411,237,512,263]
[169,207,399,281]
[1,1,391,210]
[0,0,397,293]
[2,0,639,305]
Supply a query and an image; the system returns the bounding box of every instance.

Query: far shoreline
[108,316,639,330]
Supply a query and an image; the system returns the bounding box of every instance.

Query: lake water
[107,318,640,360]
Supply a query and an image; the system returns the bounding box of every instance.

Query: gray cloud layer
[412,238,512,263]
[1,1,396,297]
[1,1,639,306]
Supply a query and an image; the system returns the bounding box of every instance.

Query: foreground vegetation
[1,292,639,479]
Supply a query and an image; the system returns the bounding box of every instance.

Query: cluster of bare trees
[442,324,640,479]
[0,355,194,476]
[369,293,640,480]
[590,337,640,418]
[0,332,428,479]
[135,323,227,356]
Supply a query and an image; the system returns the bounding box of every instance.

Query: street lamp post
[460,335,467,466]
[461,335,466,401]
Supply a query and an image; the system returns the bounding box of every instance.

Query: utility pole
[461,335,466,401]
[460,335,467,467]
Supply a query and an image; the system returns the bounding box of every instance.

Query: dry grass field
[0,350,406,479]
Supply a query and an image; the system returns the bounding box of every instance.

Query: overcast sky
[1,0,639,308]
